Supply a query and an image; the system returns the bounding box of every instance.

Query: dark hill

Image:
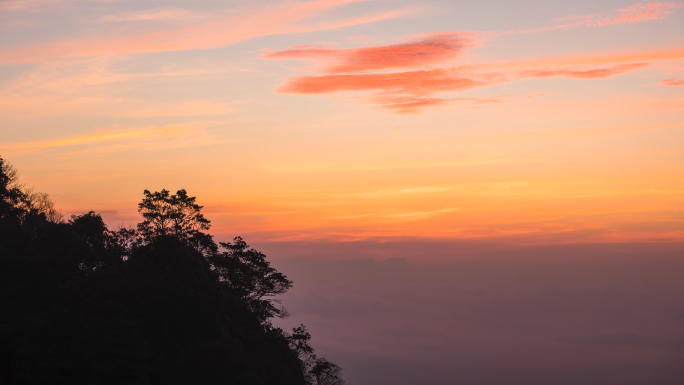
[0,157,345,385]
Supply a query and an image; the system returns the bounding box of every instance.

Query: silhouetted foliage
[210,237,293,323]
[289,325,347,385]
[0,157,345,385]
[137,189,216,255]
[0,158,63,226]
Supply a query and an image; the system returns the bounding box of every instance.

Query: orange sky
[1,0,683,246]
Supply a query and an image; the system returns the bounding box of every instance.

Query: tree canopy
[0,156,346,385]
[210,237,293,323]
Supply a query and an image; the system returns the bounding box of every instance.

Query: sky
[1,0,683,246]
[1,1,684,382]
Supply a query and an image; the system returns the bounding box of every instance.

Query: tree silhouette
[137,188,210,236]
[0,157,24,223]
[0,157,62,224]
[289,325,347,385]
[137,188,216,254]
[0,158,346,385]
[310,359,345,385]
[210,237,293,323]
[23,189,63,223]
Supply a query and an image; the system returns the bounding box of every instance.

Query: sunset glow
[1,0,683,247]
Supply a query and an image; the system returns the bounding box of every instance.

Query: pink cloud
[475,48,684,70]
[656,77,684,86]
[571,2,682,27]
[276,69,489,95]
[259,2,683,114]
[0,0,413,64]
[372,94,554,114]
[516,2,684,34]
[263,32,481,73]
[264,21,674,114]
[272,55,650,113]
[518,63,650,79]
[374,97,454,114]
[102,8,206,22]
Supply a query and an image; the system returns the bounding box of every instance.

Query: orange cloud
[377,98,454,114]
[266,26,678,113]
[371,93,551,114]
[263,32,481,73]
[517,2,683,33]
[518,63,650,79]
[273,60,649,112]
[656,77,684,86]
[0,0,413,63]
[477,48,684,70]
[0,123,215,150]
[276,69,489,95]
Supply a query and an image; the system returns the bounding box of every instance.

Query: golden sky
[1,0,683,246]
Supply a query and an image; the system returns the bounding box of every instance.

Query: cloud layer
[260,1,683,113]
[270,244,684,385]
[268,37,657,113]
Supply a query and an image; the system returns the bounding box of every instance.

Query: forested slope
[0,157,344,385]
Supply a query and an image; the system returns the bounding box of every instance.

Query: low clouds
[270,243,684,385]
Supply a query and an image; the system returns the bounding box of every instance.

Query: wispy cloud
[473,48,684,70]
[272,60,652,112]
[0,122,221,152]
[518,63,650,79]
[516,2,684,34]
[102,8,208,22]
[276,69,490,95]
[1,0,117,12]
[377,97,456,114]
[0,56,247,118]
[262,32,482,73]
[268,34,656,113]
[262,0,684,117]
[124,101,238,118]
[470,123,681,142]
[0,0,414,63]
[0,0,28,11]
[655,77,684,86]
[373,94,549,114]
[326,208,459,221]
